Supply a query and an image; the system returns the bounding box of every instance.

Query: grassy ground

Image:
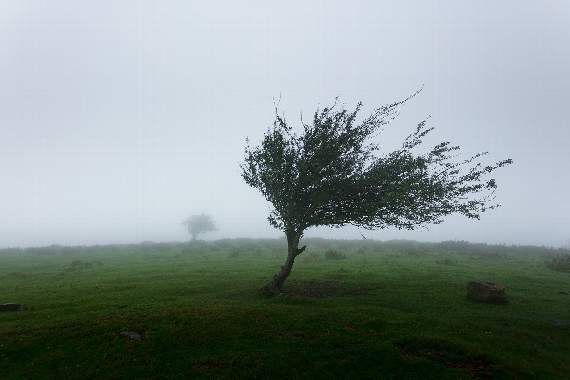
[1,239,569,379]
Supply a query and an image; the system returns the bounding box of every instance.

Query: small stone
[466,281,508,304]
[120,331,143,341]
[0,303,22,312]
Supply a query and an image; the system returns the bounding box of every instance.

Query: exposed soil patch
[466,281,508,304]
[192,359,225,372]
[284,280,372,298]
[396,337,501,379]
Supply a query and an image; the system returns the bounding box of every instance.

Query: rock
[120,331,144,341]
[0,303,22,312]
[552,320,570,327]
[466,281,507,304]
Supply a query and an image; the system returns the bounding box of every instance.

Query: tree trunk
[260,231,306,296]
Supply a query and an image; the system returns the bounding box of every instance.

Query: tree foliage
[182,214,217,241]
[242,92,511,234]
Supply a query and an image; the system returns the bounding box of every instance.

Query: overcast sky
[1,1,569,248]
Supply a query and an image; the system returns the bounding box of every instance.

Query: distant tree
[182,214,217,241]
[241,91,512,295]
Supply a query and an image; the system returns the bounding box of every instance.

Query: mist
[1,1,569,248]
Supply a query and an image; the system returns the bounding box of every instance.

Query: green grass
[1,239,569,379]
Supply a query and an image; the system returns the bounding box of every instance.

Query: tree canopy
[182,213,217,241]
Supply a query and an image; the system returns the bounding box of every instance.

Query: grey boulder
[0,303,23,312]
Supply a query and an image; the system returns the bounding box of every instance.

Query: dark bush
[228,251,241,258]
[64,260,103,272]
[436,257,456,265]
[324,249,346,260]
[301,252,321,263]
[546,255,570,272]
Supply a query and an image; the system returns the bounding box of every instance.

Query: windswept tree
[182,213,217,241]
[241,91,512,295]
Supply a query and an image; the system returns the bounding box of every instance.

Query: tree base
[259,282,282,298]
[258,233,306,298]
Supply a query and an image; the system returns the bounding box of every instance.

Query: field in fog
[1,239,569,379]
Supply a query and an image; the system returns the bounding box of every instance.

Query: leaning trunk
[261,231,306,296]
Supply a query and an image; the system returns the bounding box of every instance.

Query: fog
[1,1,569,248]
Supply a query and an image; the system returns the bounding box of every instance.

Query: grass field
[1,239,569,379]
